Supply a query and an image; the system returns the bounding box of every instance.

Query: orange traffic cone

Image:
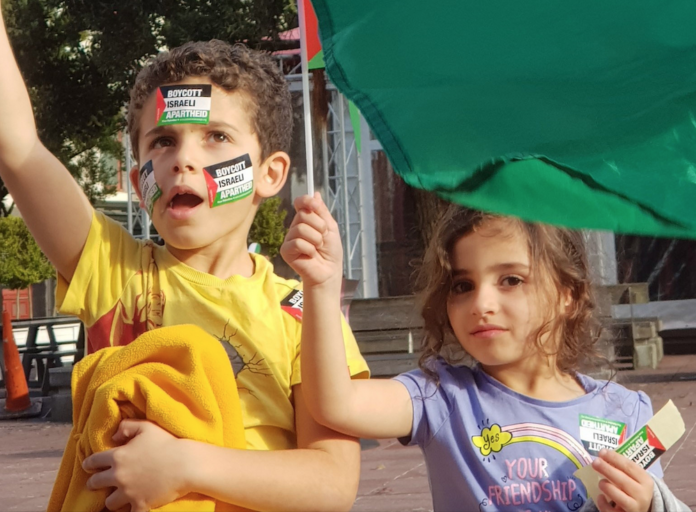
[1,308,41,418]
[3,308,31,411]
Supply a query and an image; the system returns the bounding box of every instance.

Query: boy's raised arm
[0,3,93,281]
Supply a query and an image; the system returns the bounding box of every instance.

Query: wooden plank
[365,353,419,378]
[600,283,650,305]
[358,339,410,354]
[348,296,422,331]
[355,328,423,354]
[660,328,696,355]
[604,317,662,345]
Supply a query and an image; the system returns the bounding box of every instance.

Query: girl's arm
[281,193,413,440]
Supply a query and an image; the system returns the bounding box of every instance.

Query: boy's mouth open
[165,189,204,220]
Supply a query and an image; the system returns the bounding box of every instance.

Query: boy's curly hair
[416,204,604,379]
[127,40,292,161]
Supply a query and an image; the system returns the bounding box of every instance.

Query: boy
[0,5,368,511]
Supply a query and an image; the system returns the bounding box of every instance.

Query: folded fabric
[48,324,248,512]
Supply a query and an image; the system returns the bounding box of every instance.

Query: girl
[281,194,688,512]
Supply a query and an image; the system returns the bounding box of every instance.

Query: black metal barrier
[0,316,85,395]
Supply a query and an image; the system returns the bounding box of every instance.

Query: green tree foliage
[0,216,54,290]
[1,0,297,214]
[248,197,288,258]
[3,0,123,209]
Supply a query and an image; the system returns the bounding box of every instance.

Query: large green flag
[312,0,696,237]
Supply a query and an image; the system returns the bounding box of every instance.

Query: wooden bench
[600,282,650,307]
[596,282,663,370]
[348,296,422,377]
[0,316,85,395]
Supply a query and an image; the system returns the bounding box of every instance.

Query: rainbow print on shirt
[471,420,592,510]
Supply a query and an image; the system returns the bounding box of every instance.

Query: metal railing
[0,316,85,395]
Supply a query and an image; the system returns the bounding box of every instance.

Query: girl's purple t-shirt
[394,359,661,512]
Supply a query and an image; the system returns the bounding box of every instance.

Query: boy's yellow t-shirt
[57,211,369,451]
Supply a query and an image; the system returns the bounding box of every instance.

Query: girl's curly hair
[416,204,604,379]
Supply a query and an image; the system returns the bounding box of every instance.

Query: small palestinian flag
[616,425,666,470]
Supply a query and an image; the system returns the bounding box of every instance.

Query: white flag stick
[297,0,314,196]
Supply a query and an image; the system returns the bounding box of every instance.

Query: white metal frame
[321,89,378,297]
[122,135,151,240]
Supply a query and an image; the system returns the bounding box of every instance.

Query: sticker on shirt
[203,155,254,207]
[578,414,627,456]
[281,289,303,321]
[156,84,212,126]
[139,160,161,215]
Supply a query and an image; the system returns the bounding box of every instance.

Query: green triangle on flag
[308,50,325,70]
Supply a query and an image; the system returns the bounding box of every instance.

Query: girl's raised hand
[592,449,654,512]
[281,192,343,288]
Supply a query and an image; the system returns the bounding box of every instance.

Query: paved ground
[2,355,696,512]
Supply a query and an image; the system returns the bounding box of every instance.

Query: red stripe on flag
[302,0,321,61]
[156,88,166,124]
[204,171,218,207]
[646,426,666,452]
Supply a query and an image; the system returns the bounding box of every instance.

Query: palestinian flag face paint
[156,84,212,126]
[139,160,161,215]
[203,154,254,208]
[616,425,666,470]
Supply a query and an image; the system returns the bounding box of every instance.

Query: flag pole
[298,0,314,196]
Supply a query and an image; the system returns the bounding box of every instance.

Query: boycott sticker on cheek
[139,161,162,215]
[203,155,254,208]
[156,84,212,126]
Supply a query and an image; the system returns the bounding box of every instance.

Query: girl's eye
[209,132,230,143]
[150,137,174,149]
[501,276,524,287]
[451,280,473,294]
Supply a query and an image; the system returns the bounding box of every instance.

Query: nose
[171,138,199,174]
[470,283,499,317]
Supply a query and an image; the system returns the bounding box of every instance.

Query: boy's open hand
[281,193,343,288]
[592,449,654,512]
[82,419,189,512]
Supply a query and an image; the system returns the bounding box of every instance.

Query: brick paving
[1,355,695,512]
[0,421,71,512]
